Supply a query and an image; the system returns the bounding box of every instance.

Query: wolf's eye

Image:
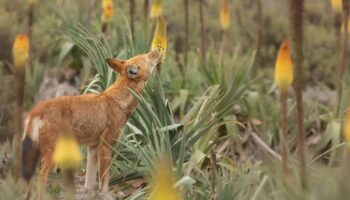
[126,65,138,78]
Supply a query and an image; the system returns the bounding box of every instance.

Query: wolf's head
[106,50,162,82]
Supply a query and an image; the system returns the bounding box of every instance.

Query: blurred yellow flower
[344,109,350,146]
[150,0,163,18]
[53,135,82,170]
[331,0,342,13]
[220,0,230,30]
[148,159,181,200]
[151,16,167,59]
[102,0,113,9]
[341,19,350,34]
[102,6,114,23]
[12,34,30,69]
[102,0,114,23]
[274,39,294,92]
[28,0,37,6]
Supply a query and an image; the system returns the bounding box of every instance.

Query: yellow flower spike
[12,34,30,69]
[331,0,342,13]
[150,0,163,18]
[148,159,181,200]
[151,16,167,60]
[101,0,114,23]
[220,0,230,31]
[53,135,82,170]
[274,39,294,92]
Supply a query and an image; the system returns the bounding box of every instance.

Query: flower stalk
[340,106,350,199]
[101,0,114,35]
[253,0,263,74]
[12,34,30,180]
[144,0,149,29]
[129,0,136,41]
[184,0,189,66]
[336,0,350,116]
[288,0,307,189]
[199,0,207,61]
[275,39,293,177]
[333,0,343,54]
[27,0,37,37]
[210,149,217,200]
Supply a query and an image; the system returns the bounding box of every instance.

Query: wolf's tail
[21,135,40,182]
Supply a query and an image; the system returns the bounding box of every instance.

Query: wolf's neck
[103,77,145,113]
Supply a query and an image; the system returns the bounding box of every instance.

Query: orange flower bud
[274,39,294,92]
[12,34,30,69]
[220,0,230,30]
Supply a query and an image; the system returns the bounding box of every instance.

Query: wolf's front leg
[97,144,113,193]
[84,147,98,189]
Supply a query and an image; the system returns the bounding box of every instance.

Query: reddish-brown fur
[21,50,162,200]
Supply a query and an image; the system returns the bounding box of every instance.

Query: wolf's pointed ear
[147,50,162,66]
[106,58,125,73]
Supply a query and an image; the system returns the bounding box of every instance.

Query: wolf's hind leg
[37,153,54,200]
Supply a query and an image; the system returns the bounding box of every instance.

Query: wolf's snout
[106,58,113,66]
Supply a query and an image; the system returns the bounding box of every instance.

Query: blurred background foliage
[0,0,350,199]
